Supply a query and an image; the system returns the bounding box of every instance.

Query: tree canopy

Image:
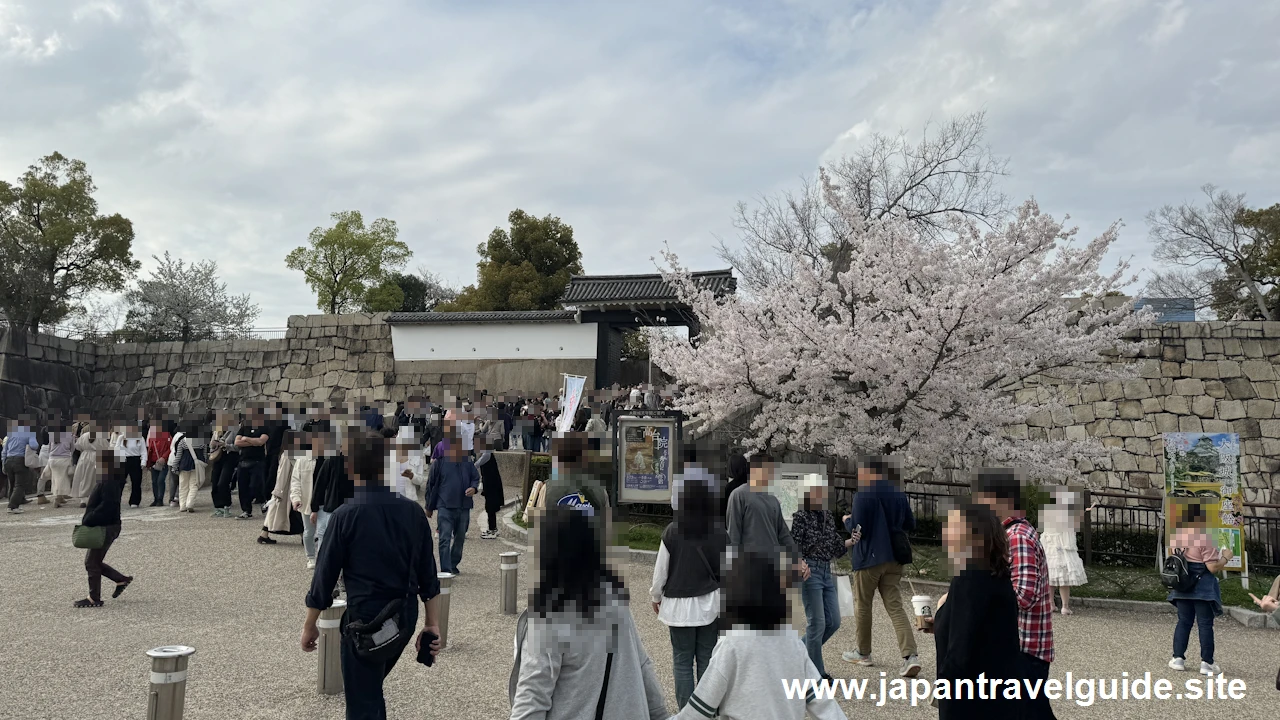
[438,209,583,312]
[122,252,260,342]
[0,152,139,334]
[286,210,411,314]
[1144,186,1279,320]
[655,194,1152,479]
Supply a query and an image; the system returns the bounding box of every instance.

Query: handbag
[72,524,106,550]
[25,446,42,469]
[837,573,856,618]
[342,520,419,662]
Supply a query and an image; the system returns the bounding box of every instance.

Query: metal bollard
[437,572,454,650]
[145,645,195,720]
[317,599,346,695]
[500,551,520,615]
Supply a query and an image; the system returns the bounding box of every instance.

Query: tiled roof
[386,310,578,325]
[560,270,736,306]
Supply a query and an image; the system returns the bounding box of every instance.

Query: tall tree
[121,252,260,342]
[438,209,583,312]
[415,266,460,310]
[654,198,1153,480]
[718,112,1009,292]
[0,152,139,334]
[285,210,411,314]
[1147,186,1276,321]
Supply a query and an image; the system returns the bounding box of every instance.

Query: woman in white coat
[72,419,113,507]
[390,431,426,504]
[289,426,322,569]
[260,431,299,545]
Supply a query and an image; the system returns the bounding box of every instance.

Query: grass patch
[622,523,664,552]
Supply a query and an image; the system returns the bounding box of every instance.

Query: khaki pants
[177,466,205,511]
[853,561,917,658]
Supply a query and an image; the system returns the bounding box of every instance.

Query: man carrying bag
[301,427,443,720]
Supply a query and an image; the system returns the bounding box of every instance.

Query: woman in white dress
[72,418,114,507]
[1040,486,1090,615]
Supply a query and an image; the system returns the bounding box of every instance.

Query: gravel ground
[1,489,1277,720]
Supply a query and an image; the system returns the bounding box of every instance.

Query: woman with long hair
[510,505,668,720]
[931,500,1022,720]
[650,481,728,709]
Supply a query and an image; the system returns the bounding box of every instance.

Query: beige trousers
[177,467,204,511]
[48,457,75,499]
[853,561,917,658]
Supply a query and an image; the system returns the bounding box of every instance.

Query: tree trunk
[1238,265,1275,321]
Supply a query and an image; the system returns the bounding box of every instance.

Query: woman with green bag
[74,454,132,608]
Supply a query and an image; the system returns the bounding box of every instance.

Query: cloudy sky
[3,0,1278,328]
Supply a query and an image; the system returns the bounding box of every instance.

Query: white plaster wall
[390,322,598,361]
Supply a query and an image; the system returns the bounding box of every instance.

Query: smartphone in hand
[416,631,438,667]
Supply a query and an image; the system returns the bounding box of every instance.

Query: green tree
[438,209,583,312]
[285,210,411,314]
[0,152,139,334]
[1206,203,1280,319]
[122,252,260,342]
[360,276,406,313]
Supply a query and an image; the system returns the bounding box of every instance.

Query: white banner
[557,374,588,433]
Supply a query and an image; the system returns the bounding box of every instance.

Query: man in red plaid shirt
[975,468,1057,720]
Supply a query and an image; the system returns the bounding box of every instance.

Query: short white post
[317,599,346,695]
[145,645,195,720]
[500,551,520,615]
[438,572,455,650]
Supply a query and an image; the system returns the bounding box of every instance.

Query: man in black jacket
[302,427,442,719]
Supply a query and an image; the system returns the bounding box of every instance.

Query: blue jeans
[1173,599,1215,664]
[340,601,417,720]
[669,622,718,709]
[315,510,333,552]
[436,507,470,574]
[800,560,840,675]
[301,509,317,560]
[151,466,169,504]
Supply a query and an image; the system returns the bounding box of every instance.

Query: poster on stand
[1163,432,1245,573]
[616,414,678,504]
[771,464,828,521]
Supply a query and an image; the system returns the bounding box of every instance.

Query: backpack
[1160,548,1202,592]
[178,438,196,472]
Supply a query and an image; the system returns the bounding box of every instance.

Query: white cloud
[0,0,1277,326]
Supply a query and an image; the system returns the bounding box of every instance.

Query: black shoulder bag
[343,509,419,662]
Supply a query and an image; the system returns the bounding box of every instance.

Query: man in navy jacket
[425,435,479,575]
[841,455,921,678]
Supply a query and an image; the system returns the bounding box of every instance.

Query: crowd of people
[3,388,1234,720]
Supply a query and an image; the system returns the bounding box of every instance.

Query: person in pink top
[1166,503,1232,677]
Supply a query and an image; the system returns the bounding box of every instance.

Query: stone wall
[1013,321,1280,504]
[0,329,96,420]
[6,315,1280,504]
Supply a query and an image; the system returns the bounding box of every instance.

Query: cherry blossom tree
[654,183,1156,479]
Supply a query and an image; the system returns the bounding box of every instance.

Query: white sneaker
[841,651,873,666]
[1168,657,1185,671]
[129,504,139,509]
[1200,661,1221,676]
[901,655,922,677]
[7,508,23,514]
[306,559,316,570]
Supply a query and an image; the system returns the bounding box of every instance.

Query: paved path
[0,492,1276,719]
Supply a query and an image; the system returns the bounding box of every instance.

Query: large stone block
[1094,401,1117,419]
[1080,383,1104,403]
[1117,400,1145,420]
[1179,416,1203,433]
[1204,380,1227,399]
[1218,400,1246,421]
[1202,419,1230,433]
[1162,396,1190,415]
[1248,399,1276,419]
[1234,419,1261,439]
[1218,360,1243,379]
[1190,362,1220,379]
[1122,379,1152,399]
[1155,413,1179,433]
[1173,378,1205,396]
[1261,420,1280,438]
